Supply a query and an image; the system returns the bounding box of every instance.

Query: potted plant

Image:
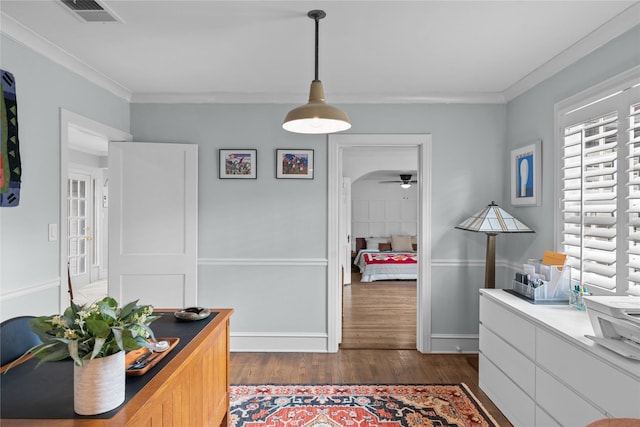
[28,296,159,415]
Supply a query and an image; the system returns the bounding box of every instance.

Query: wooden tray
[125,337,180,376]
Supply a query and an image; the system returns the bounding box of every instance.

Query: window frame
[554,65,640,296]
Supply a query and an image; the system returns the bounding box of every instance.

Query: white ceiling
[1,1,639,104]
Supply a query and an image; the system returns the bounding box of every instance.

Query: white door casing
[60,109,132,311]
[341,177,352,287]
[108,142,198,308]
[328,134,432,353]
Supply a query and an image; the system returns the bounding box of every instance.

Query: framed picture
[276,149,314,179]
[219,149,257,179]
[511,140,541,206]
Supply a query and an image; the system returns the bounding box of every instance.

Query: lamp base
[485,233,496,289]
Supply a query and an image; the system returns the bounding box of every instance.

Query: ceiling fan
[380,174,417,188]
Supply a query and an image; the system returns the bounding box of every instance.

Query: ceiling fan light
[283,82,351,134]
[400,183,411,189]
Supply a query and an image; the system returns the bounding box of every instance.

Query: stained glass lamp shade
[456,201,534,288]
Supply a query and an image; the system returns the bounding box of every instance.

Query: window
[557,68,640,296]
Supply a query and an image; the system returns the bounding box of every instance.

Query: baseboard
[231,332,329,352]
[430,334,479,353]
[230,332,479,354]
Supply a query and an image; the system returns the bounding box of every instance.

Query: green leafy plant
[28,297,159,366]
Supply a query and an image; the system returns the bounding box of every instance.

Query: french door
[67,172,93,287]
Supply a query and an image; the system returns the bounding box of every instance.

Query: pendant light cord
[308,10,326,82]
[313,13,320,82]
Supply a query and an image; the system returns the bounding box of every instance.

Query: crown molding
[504,2,640,102]
[1,12,132,102]
[130,91,507,105]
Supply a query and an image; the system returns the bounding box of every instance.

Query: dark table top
[0,311,218,419]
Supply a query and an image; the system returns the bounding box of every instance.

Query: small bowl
[174,307,211,321]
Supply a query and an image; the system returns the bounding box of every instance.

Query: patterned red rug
[229,384,499,427]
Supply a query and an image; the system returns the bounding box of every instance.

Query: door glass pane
[70,180,78,198]
[68,176,91,279]
[69,238,78,256]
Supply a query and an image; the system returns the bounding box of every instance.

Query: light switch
[48,223,58,242]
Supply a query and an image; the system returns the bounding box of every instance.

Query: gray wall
[503,25,640,267]
[0,35,129,319]
[131,102,506,349]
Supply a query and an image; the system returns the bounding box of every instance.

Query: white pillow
[365,237,388,250]
[391,235,413,252]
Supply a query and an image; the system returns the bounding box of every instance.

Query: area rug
[229,384,499,427]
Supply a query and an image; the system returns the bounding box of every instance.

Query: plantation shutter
[559,75,640,296]
[627,99,640,295]
[561,109,618,292]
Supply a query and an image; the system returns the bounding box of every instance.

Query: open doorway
[341,169,418,349]
[327,134,432,353]
[59,110,131,307]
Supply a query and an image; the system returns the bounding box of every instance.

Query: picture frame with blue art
[511,140,541,206]
[276,149,314,179]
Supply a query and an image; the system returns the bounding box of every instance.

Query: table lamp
[455,201,534,288]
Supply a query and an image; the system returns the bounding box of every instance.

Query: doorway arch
[327,134,432,352]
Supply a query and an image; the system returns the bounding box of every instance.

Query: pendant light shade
[283,10,351,135]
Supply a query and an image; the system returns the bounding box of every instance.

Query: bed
[353,236,418,282]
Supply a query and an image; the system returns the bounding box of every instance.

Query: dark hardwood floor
[229,272,511,426]
[230,350,512,426]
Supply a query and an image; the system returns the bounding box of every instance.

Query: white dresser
[479,289,640,427]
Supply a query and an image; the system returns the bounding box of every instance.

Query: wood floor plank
[341,273,416,349]
[230,350,512,426]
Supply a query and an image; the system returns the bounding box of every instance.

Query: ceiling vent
[59,0,121,23]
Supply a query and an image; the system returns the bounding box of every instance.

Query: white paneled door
[108,142,198,308]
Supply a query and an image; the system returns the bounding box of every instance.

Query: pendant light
[283,10,351,134]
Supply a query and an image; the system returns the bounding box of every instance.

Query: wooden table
[1,308,233,426]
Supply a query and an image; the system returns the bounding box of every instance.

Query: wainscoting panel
[199,258,328,351]
[198,258,515,353]
[231,332,328,352]
[352,179,418,239]
[0,278,61,321]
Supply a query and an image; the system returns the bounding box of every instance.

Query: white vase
[73,350,125,415]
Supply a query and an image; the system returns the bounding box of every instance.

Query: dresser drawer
[536,328,640,418]
[480,294,535,356]
[479,354,535,427]
[479,324,535,397]
[536,368,605,427]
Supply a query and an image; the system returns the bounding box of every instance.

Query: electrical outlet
[48,223,58,242]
